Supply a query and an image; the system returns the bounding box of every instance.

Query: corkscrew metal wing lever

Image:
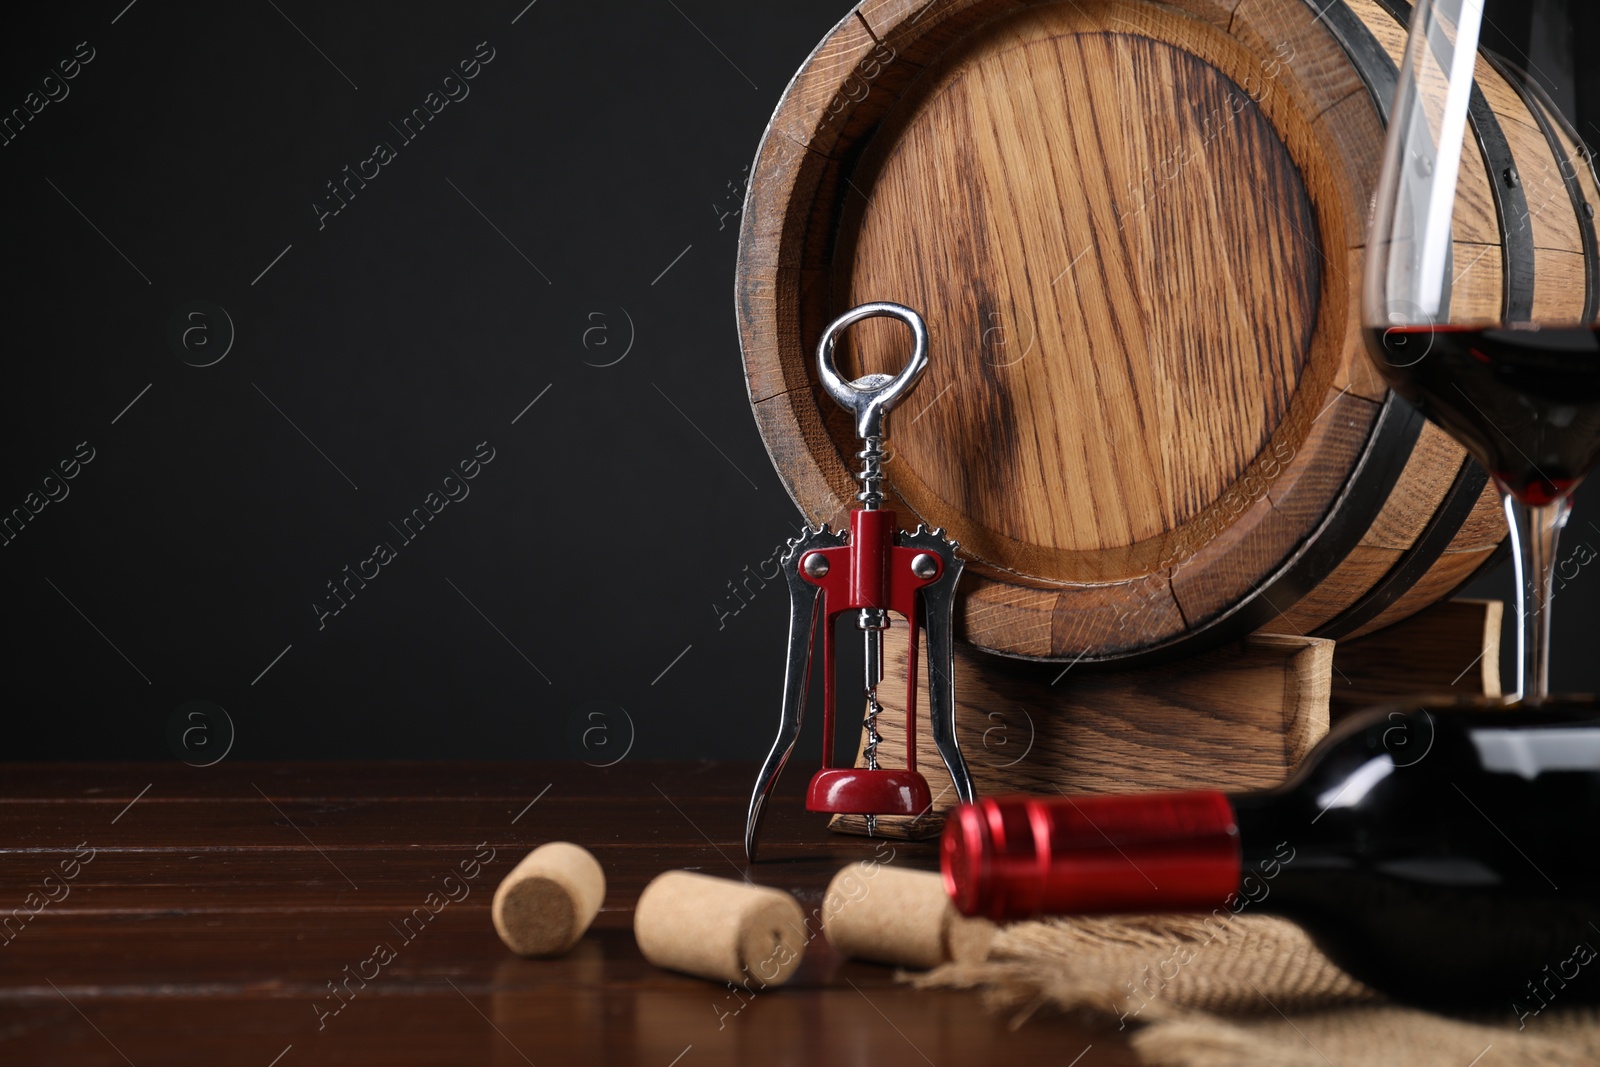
[745,302,975,861]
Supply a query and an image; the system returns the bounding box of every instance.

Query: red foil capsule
[942,793,1242,923]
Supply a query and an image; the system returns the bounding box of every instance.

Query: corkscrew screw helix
[745,302,976,861]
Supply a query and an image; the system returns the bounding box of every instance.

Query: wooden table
[0,762,1131,1065]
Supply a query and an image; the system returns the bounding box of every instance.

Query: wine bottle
[942,700,1600,1009]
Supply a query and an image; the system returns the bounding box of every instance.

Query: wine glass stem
[1503,490,1572,705]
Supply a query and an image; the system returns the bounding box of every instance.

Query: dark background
[2,0,1596,766]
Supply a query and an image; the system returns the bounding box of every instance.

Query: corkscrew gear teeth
[745,303,975,862]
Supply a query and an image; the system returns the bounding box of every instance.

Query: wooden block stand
[831,599,1502,840]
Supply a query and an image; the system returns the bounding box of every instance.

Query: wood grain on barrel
[1353,472,1508,641]
[1470,46,1584,264]
[842,4,1318,584]
[855,0,1361,635]
[1352,0,1588,317]
[1272,419,1462,631]
[1349,541,1500,637]
[1347,0,1505,320]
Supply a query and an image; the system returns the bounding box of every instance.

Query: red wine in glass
[1365,325,1600,506]
[1364,0,1600,702]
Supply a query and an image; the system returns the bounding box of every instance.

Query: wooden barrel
[737,0,1597,663]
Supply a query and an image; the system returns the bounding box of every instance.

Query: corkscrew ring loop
[817,302,929,440]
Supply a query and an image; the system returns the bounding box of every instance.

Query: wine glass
[1365,0,1600,703]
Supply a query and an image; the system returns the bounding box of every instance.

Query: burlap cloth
[909,913,1600,1065]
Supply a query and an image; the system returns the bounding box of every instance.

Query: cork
[492,842,606,957]
[823,862,996,968]
[633,871,807,986]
